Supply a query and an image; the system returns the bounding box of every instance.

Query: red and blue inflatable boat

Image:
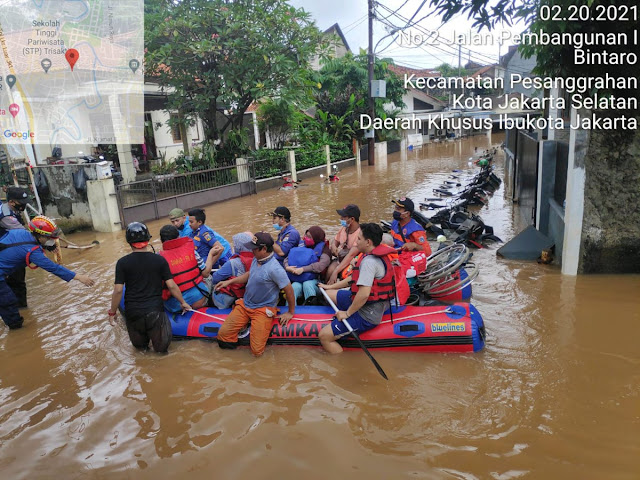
[168,302,486,353]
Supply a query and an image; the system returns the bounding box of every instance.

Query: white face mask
[44,238,57,247]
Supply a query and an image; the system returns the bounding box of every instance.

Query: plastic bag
[34,169,50,197]
[72,168,88,194]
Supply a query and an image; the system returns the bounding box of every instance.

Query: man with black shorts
[108,222,191,353]
[318,223,395,354]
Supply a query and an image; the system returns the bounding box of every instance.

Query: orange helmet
[28,215,61,238]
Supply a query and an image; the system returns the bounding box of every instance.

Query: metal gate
[514,131,540,229]
[115,162,255,227]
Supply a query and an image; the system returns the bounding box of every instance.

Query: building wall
[579,118,640,273]
[32,164,100,231]
[147,110,204,161]
[504,51,539,98]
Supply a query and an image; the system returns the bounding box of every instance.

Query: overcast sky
[290,0,527,69]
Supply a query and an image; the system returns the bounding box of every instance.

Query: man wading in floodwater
[0,216,95,330]
[109,222,191,353]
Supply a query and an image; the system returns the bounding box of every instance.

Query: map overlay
[0,0,143,145]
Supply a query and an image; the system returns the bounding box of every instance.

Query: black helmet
[126,222,151,244]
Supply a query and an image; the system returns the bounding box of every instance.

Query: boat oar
[319,287,388,380]
[59,236,100,249]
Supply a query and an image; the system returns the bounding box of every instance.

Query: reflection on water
[1,135,639,479]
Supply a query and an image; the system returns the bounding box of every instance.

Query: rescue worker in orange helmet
[0,215,95,330]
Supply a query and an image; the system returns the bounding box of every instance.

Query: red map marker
[65,48,79,71]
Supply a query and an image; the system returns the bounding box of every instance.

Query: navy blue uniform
[0,202,28,306]
[275,224,301,264]
[0,229,75,328]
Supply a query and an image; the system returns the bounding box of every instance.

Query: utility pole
[367,0,375,166]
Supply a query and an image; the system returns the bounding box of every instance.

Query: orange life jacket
[159,237,203,300]
[340,252,362,280]
[349,244,397,303]
[217,252,254,298]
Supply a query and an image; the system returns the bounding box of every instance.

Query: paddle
[319,287,388,380]
[59,236,100,249]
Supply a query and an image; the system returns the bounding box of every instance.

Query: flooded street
[1,135,639,479]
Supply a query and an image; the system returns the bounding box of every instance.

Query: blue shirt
[243,255,290,309]
[210,255,250,284]
[190,224,232,267]
[0,229,75,281]
[178,216,192,238]
[275,224,300,264]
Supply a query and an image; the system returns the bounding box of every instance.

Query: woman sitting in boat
[209,232,255,309]
[284,226,331,305]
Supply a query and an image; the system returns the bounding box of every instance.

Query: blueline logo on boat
[431,323,466,333]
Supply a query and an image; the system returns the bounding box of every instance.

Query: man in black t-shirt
[108,222,191,353]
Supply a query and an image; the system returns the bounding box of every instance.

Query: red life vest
[159,237,203,300]
[398,250,427,275]
[217,252,254,298]
[350,244,397,303]
[386,251,411,306]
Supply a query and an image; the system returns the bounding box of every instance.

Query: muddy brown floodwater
[1,135,639,479]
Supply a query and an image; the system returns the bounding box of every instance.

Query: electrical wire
[376,3,535,76]
[376,3,504,66]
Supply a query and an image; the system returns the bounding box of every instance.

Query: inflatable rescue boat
[169,302,486,353]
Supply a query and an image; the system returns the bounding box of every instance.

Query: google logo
[3,130,35,140]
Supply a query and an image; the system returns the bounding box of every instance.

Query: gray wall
[32,164,100,231]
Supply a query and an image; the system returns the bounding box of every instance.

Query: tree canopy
[145,0,324,145]
[312,52,406,140]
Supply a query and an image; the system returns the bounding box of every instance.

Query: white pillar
[87,178,121,232]
[252,112,260,150]
[109,95,136,183]
[287,150,297,183]
[116,143,136,183]
[355,140,362,174]
[561,107,588,275]
[325,144,331,177]
[236,157,250,183]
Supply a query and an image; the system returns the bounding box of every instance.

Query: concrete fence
[32,164,120,233]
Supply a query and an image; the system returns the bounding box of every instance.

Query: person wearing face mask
[325,204,361,285]
[284,226,332,305]
[270,206,300,265]
[168,208,192,238]
[0,215,95,330]
[1,187,31,308]
[390,197,432,256]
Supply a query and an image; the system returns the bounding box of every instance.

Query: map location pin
[6,75,16,89]
[41,58,52,73]
[129,59,140,74]
[9,104,19,118]
[65,48,79,71]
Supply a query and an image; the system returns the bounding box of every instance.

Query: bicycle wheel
[418,244,469,282]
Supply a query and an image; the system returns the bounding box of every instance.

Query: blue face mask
[340,220,348,228]
[273,223,283,231]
